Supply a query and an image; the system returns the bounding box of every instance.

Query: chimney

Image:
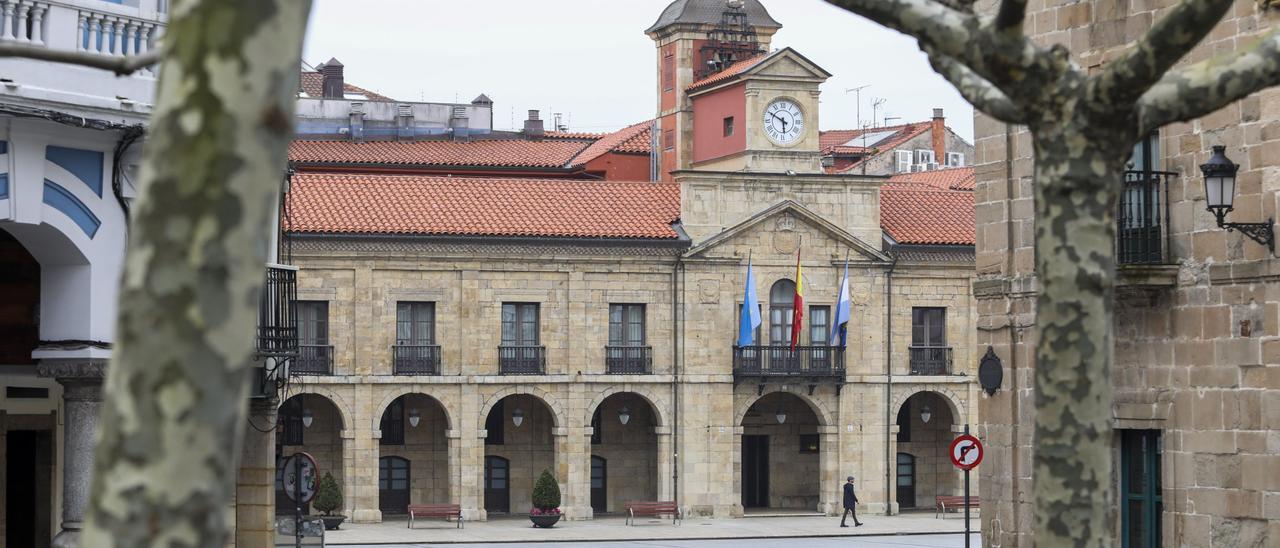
[450,105,470,142]
[348,102,365,142]
[321,57,344,99]
[524,109,544,139]
[931,108,946,164]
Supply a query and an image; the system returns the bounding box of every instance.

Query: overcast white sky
[302,0,974,141]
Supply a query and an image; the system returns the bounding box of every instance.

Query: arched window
[769,279,796,345]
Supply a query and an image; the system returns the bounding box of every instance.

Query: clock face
[763,99,804,145]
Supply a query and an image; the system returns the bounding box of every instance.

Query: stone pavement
[293,511,974,545]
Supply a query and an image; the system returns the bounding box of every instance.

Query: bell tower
[646,0,781,181]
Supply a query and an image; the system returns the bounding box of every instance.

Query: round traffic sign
[949,434,983,470]
[281,452,319,504]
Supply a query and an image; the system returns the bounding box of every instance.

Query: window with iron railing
[607,304,650,374]
[909,307,950,375]
[500,303,543,374]
[1119,132,1172,265]
[394,302,439,375]
[294,301,332,374]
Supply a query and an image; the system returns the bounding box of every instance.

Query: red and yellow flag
[790,247,804,350]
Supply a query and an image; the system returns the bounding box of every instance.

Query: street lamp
[618,405,631,426]
[301,408,313,429]
[920,404,932,424]
[1200,145,1274,251]
[408,408,420,428]
[512,407,524,428]
[775,407,787,425]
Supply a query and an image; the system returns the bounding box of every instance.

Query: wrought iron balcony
[908,346,953,375]
[292,344,333,375]
[1118,170,1174,265]
[256,265,298,358]
[732,345,845,381]
[393,345,441,375]
[605,346,652,374]
[498,345,545,375]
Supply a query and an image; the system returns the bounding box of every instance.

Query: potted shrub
[528,469,562,528]
[312,472,346,530]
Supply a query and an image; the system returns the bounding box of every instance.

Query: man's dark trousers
[841,482,861,526]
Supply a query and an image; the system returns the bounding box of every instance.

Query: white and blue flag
[830,259,851,347]
[737,258,761,346]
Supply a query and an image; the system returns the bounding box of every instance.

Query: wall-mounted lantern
[408,408,421,428]
[920,404,932,425]
[618,405,631,426]
[512,407,524,428]
[1200,145,1274,251]
[775,407,787,424]
[301,408,314,429]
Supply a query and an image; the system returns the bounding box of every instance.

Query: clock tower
[646,0,781,180]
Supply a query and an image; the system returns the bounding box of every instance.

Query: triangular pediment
[685,200,888,262]
[744,48,832,82]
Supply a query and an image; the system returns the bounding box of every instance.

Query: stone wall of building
[973,1,1280,546]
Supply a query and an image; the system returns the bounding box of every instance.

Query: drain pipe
[671,255,684,508]
[883,249,899,515]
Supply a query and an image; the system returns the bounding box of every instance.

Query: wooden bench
[935,495,980,518]
[624,500,682,526]
[407,504,463,529]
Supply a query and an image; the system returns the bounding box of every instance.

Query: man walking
[840,476,862,527]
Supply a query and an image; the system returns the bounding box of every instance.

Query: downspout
[883,248,899,515]
[671,255,683,508]
[1003,122,1021,542]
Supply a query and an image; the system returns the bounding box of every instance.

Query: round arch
[734,386,834,427]
[584,386,669,428]
[371,387,454,431]
[891,387,965,424]
[283,386,354,431]
[478,386,567,429]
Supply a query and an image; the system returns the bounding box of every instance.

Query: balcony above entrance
[732,345,845,384]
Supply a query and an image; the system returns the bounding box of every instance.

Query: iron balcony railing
[256,265,298,358]
[393,344,441,375]
[292,344,333,375]
[732,345,845,379]
[908,346,953,375]
[498,345,545,375]
[605,345,652,374]
[1118,170,1174,265]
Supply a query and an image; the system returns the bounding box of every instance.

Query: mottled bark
[78,1,311,547]
[822,0,1280,546]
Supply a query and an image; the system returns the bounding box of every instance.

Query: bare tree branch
[993,0,1028,34]
[1137,29,1280,134]
[1092,0,1235,107]
[0,42,161,76]
[925,47,1026,124]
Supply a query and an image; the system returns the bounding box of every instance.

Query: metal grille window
[911,307,946,347]
[608,304,645,346]
[380,398,404,446]
[396,302,435,345]
[501,303,539,346]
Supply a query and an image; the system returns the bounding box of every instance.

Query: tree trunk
[1031,121,1127,547]
[80,1,310,547]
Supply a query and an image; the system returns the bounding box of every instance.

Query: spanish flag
[790,247,804,350]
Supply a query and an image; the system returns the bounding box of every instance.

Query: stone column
[655,427,673,502]
[235,399,278,548]
[553,427,589,520]
[38,361,105,548]
[818,426,840,515]
[345,428,381,523]
[461,430,486,521]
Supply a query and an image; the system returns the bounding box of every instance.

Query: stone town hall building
[225,0,983,535]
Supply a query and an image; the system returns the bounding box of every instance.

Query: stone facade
[973,1,1280,546]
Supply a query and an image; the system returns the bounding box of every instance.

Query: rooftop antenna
[845,85,869,128]
[871,98,886,128]
[885,115,902,127]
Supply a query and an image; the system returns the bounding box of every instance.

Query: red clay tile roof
[289,139,591,169]
[286,173,681,239]
[570,121,653,167]
[821,122,930,156]
[888,167,975,191]
[544,131,606,140]
[880,184,974,246]
[686,53,768,91]
[299,71,393,102]
[827,123,934,173]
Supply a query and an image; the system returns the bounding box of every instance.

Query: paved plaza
[278,512,976,546]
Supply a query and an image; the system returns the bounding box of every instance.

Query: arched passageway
[894,391,959,509]
[376,393,450,514]
[739,392,823,512]
[481,394,556,515]
[276,394,345,515]
[589,392,659,514]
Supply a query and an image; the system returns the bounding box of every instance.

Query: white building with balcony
[0,1,165,546]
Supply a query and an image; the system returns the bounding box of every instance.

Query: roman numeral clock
[763,99,804,145]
